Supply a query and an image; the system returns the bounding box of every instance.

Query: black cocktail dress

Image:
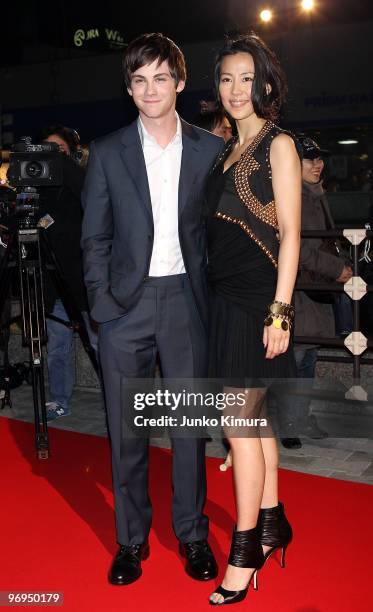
[206,121,297,382]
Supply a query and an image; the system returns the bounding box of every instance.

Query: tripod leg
[0,236,17,411]
[18,230,49,459]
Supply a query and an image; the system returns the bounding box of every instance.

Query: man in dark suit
[81,33,224,585]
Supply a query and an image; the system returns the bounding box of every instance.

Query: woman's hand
[263,324,290,359]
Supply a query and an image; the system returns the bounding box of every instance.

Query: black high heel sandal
[257,502,292,568]
[209,527,264,606]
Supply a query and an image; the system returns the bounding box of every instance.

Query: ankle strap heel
[228,526,265,569]
[257,502,293,566]
[209,527,264,606]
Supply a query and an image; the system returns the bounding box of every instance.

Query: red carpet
[1,416,372,611]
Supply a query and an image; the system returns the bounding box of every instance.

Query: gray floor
[1,383,373,485]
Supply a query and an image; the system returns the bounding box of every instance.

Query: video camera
[1,137,63,230]
[7,137,63,188]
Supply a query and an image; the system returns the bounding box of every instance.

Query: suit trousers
[98,273,209,545]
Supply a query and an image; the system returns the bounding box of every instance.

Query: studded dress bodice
[206,121,300,316]
[206,121,298,378]
[206,121,300,270]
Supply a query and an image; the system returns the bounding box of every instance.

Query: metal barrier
[293,228,373,381]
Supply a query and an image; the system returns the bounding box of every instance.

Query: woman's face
[302,157,324,184]
[218,52,256,121]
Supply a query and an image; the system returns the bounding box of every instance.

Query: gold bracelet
[267,300,295,320]
[264,314,292,331]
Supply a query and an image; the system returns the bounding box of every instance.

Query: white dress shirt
[138,113,185,277]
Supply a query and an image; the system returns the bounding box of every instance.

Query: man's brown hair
[123,32,187,88]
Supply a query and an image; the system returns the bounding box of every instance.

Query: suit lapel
[178,120,201,218]
[119,121,153,225]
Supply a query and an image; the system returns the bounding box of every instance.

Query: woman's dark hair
[214,33,287,122]
[123,32,186,88]
[193,108,227,132]
[38,124,80,154]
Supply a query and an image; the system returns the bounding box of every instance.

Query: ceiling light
[301,0,314,11]
[260,9,272,22]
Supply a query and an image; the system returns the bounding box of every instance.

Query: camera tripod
[0,213,98,459]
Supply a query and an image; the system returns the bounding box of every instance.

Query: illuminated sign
[73,28,126,49]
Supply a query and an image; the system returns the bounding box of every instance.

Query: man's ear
[127,87,133,97]
[176,80,186,94]
[265,83,272,96]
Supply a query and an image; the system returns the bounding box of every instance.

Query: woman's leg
[210,388,269,604]
[260,435,279,509]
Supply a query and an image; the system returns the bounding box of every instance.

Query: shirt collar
[138,112,182,148]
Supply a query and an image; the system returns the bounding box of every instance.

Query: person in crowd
[205,33,301,605]
[81,33,224,586]
[279,135,353,449]
[193,102,233,142]
[37,125,98,421]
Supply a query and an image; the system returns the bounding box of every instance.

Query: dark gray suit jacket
[295,181,345,339]
[81,118,223,326]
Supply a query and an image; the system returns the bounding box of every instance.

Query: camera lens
[25,161,43,178]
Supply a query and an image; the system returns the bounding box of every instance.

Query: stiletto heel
[253,569,258,591]
[209,527,264,606]
[280,545,287,568]
[257,502,292,568]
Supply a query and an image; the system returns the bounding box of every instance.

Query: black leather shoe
[179,540,218,581]
[257,502,293,568]
[281,437,302,449]
[209,527,264,605]
[108,542,149,585]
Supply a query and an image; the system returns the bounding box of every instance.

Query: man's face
[127,59,185,121]
[44,134,70,155]
[212,117,233,142]
[302,156,324,184]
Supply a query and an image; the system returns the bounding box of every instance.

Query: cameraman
[37,125,98,421]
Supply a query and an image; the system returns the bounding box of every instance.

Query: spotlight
[338,140,358,145]
[301,0,314,10]
[260,9,272,22]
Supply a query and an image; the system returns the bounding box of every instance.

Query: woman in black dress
[207,34,301,605]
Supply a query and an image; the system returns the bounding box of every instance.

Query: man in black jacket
[82,33,224,586]
[38,125,98,421]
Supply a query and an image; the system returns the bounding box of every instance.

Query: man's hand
[336,266,353,283]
